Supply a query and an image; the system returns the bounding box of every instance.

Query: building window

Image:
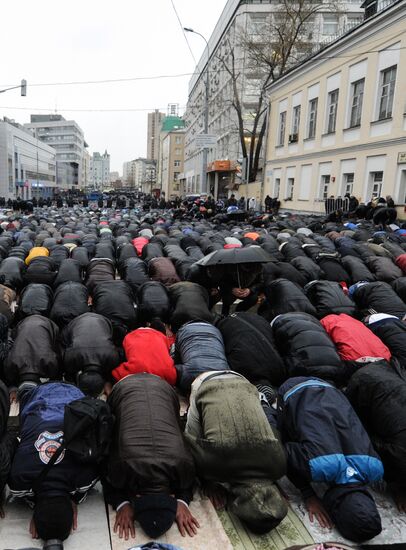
[290,105,301,142]
[307,98,318,139]
[349,79,364,127]
[273,177,280,198]
[286,177,294,200]
[371,171,383,198]
[326,89,339,133]
[321,174,331,200]
[343,173,354,195]
[378,65,397,120]
[174,160,181,167]
[278,111,286,146]
[175,148,182,155]
[323,14,338,35]
[173,172,180,182]
[175,136,182,144]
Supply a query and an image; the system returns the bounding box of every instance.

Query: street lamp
[0,79,27,96]
[184,27,210,195]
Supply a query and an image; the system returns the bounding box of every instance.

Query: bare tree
[215,0,342,183]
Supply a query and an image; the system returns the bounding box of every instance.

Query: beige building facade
[147,110,165,162]
[160,130,185,198]
[264,0,406,218]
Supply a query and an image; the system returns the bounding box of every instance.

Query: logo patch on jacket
[34,431,65,465]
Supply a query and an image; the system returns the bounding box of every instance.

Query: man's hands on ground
[29,516,38,539]
[203,482,227,510]
[176,501,200,537]
[114,503,135,540]
[72,501,78,532]
[305,495,333,529]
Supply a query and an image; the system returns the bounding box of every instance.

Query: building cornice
[266,135,406,165]
[267,0,405,94]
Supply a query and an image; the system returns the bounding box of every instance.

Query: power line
[169,0,198,65]
[0,105,187,113]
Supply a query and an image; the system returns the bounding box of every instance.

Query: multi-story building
[25,114,87,190]
[184,0,364,198]
[160,130,185,198]
[89,151,110,190]
[109,171,119,183]
[123,160,136,186]
[264,0,406,218]
[147,110,165,161]
[132,158,156,193]
[82,149,91,190]
[0,117,57,199]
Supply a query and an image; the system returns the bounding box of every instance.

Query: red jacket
[132,237,149,257]
[321,314,391,362]
[112,328,177,385]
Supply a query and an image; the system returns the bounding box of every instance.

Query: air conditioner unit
[288,133,298,143]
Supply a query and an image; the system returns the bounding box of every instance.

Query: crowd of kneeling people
[0,213,406,548]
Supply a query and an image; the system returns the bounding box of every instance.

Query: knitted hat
[133,494,177,538]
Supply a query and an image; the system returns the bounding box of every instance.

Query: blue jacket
[277,377,383,489]
[9,383,98,500]
[175,321,229,393]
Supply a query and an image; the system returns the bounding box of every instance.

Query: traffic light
[21,79,27,96]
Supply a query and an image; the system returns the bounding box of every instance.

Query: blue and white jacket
[277,377,383,493]
[9,383,98,502]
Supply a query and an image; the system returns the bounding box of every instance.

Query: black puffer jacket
[315,254,351,284]
[50,281,89,327]
[367,316,406,367]
[175,321,230,393]
[262,261,307,288]
[169,282,213,332]
[341,256,376,284]
[53,258,83,288]
[279,240,306,262]
[260,278,317,321]
[107,373,195,500]
[352,282,406,318]
[290,256,323,283]
[61,312,120,378]
[0,257,26,290]
[92,280,137,337]
[85,258,115,293]
[5,315,60,386]
[346,364,406,484]
[71,246,90,268]
[304,281,356,318]
[18,283,53,319]
[217,312,285,385]
[272,312,344,384]
[137,281,171,324]
[49,245,70,267]
[119,257,149,294]
[366,257,403,283]
[392,277,406,302]
[24,257,57,287]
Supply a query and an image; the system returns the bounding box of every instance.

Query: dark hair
[149,318,167,335]
[78,370,105,397]
[34,495,73,542]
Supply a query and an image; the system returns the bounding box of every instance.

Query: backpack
[33,396,114,493]
[63,396,114,463]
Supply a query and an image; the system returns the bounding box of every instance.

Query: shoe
[256,382,277,407]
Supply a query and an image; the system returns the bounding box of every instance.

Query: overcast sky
[0,0,227,172]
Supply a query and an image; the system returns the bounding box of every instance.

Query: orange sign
[207,160,233,172]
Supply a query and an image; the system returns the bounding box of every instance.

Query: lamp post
[184,27,209,195]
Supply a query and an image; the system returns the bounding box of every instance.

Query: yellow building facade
[264,1,406,218]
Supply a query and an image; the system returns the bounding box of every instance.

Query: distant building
[123,160,136,186]
[147,110,165,161]
[159,130,185,198]
[0,117,57,199]
[90,150,110,190]
[109,171,119,183]
[264,0,406,217]
[184,0,364,196]
[82,149,91,189]
[25,114,88,189]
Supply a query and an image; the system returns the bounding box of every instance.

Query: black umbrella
[196,246,273,267]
